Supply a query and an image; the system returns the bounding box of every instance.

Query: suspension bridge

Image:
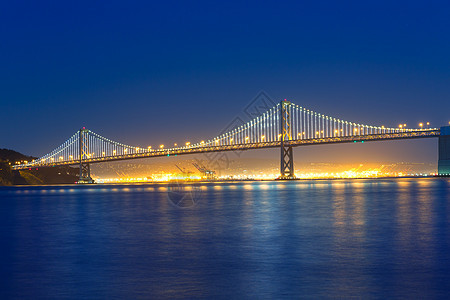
[12,100,450,182]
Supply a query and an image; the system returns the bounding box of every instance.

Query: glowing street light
[160,144,164,149]
[419,123,423,129]
[185,142,190,146]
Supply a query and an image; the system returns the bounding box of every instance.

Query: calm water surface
[1,178,450,299]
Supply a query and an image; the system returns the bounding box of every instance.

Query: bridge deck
[12,129,440,170]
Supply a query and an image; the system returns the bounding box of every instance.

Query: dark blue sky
[1,0,449,162]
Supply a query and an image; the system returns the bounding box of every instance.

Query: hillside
[0,148,79,185]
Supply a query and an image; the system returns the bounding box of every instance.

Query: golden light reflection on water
[243,184,253,190]
[352,185,366,229]
[397,181,411,230]
[395,179,437,269]
[330,181,369,292]
[331,181,367,236]
[294,183,307,189]
[277,183,287,189]
[397,179,411,189]
[332,183,346,227]
[396,179,414,249]
[259,184,269,190]
[417,187,433,243]
[417,179,434,188]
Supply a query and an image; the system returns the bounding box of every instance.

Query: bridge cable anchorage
[11,101,443,179]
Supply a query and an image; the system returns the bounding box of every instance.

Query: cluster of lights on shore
[12,100,447,169]
[95,170,437,183]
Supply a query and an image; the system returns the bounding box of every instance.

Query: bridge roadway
[13,129,440,170]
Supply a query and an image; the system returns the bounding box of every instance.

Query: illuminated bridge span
[12,100,448,182]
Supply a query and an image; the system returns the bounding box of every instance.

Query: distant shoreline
[2,175,448,187]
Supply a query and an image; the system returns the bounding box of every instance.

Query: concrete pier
[438,126,450,176]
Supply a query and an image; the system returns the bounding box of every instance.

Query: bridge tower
[438,126,450,176]
[78,128,94,184]
[278,100,296,179]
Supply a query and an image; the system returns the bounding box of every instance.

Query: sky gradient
[1,0,449,163]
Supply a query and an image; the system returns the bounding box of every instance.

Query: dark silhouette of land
[0,149,79,185]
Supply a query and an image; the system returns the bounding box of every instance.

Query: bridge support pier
[79,162,94,184]
[438,126,450,176]
[278,100,296,180]
[78,127,95,184]
[280,145,295,179]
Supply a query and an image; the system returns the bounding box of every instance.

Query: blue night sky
[1,0,450,163]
